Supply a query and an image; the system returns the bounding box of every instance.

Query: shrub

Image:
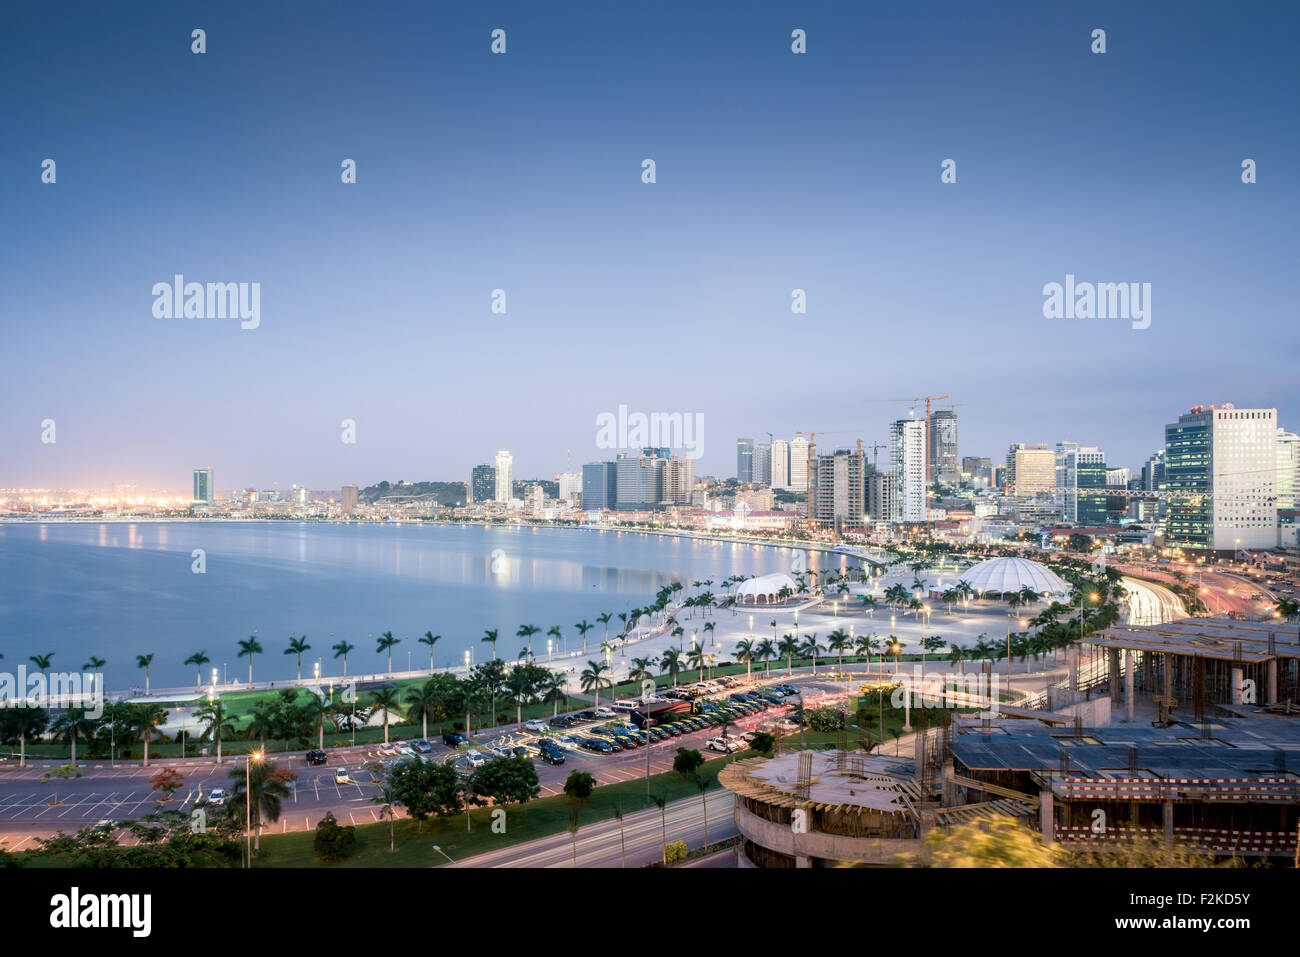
[313,811,356,863]
[563,770,596,802]
[807,707,846,733]
[664,840,688,865]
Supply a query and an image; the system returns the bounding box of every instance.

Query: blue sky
[1,1,1296,490]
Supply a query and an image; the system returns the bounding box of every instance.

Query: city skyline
[2,3,1296,490]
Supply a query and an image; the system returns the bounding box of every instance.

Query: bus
[631,699,690,729]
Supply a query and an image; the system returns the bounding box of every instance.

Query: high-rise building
[1056,444,1107,524]
[930,410,959,484]
[868,470,896,521]
[1277,429,1300,511]
[470,464,496,504]
[1006,444,1055,497]
[961,456,993,487]
[556,472,582,503]
[754,443,772,486]
[889,419,927,522]
[292,485,309,507]
[809,448,865,531]
[581,462,617,510]
[1106,467,1132,487]
[615,452,665,509]
[770,439,790,490]
[192,468,213,504]
[1164,405,1278,553]
[494,451,514,503]
[736,438,755,484]
[789,436,810,492]
[341,485,358,514]
[662,455,695,504]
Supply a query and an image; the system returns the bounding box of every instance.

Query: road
[447,790,736,868]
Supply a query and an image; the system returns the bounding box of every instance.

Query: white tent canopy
[958,556,1071,598]
[736,572,799,605]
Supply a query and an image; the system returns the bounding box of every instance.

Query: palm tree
[778,635,799,675]
[332,639,356,677]
[703,621,716,648]
[376,631,401,675]
[754,638,775,676]
[541,671,568,716]
[51,707,96,765]
[597,612,613,644]
[405,678,445,740]
[826,629,851,673]
[244,703,277,753]
[229,758,293,854]
[83,656,106,695]
[575,619,594,653]
[611,804,627,868]
[695,773,710,848]
[302,693,335,750]
[30,653,53,681]
[734,638,755,681]
[369,685,402,744]
[770,619,779,643]
[547,625,563,656]
[517,624,540,658]
[195,697,235,764]
[419,632,440,673]
[687,644,707,683]
[482,628,499,661]
[579,660,612,710]
[659,648,684,687]
[130,702,168,767]
[185,651,210,689]
[860,594,878,617]
[629,656,658,687]
[566,808,581,868]
[801,634,823,675]
[505,665,535,725]
[284,636,311,680]
[651,791,669,865]
[237,636,262,685]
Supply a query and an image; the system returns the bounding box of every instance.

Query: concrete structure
[808,448,865,533]
[1056,443,1107,525]
[581,461,617,510]
[615,451,664,509]
[1006,444,1055,497]
[340,484,358,514]
[754,442,772,486]
[1278,428,1299,511]
[930,409,959,485]
[494,450,514,503]
[661,454,695,504]
[789,437,810,492]
[556,471,582,503]
[470,464,496,504]
[737,438,754,484]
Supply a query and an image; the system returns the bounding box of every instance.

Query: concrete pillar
[1162,799,1174,847]
[1039,790,1055,844]
[1266,659,1278,706]
[1231,666,1244,705]
[941,764,956,806]
[902,682,911,732]
[1124,650,1135,724]
[795,855,812,868]
[1067,647,1079,693]
[1107,648,1120,702]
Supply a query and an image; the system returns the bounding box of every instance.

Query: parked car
[411,740,433,754]
[442,732,469,747]
[491,745,514,761]
[334,767,351,784]
[581,738,614,754]
[707,737,742,754]
[305,749,327,765]
[594,707,616,719]
[538,748,565,765]
[512,746,535,759]
[525,720,550,733]
[206,787,228,807]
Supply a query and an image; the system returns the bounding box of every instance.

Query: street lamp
[431,844,456,866]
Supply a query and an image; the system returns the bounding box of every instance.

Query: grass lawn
[254,753,735,868]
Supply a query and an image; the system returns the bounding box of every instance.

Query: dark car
[581,738,614,754]
[577,709,598,720]
[442,732,469,747]
[590,726,616,738]
[305,749,327,766]
[538,749,566,765]
[411,739,434,753]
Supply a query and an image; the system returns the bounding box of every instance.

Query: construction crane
[864,395,950,499]
[862,441,888,470]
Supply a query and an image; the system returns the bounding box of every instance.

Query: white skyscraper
[889,419,927,522]
[556,472,582,503]
[789,436,810,492]
[494,450,514,503]
[771,439,790,490]
[1278,429,1300,511]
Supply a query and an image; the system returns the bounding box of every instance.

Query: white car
[594,707,616,719]
[334,767,351,785]
[524,719,549,733]
[464,750,488,768]
[707,737,742,754]
[207,787,229,806]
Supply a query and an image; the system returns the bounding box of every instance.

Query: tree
[149,767,185,803]
[129,703,169,767]
[687,644,707,683]
[575,619,594,653]
[419,632,441,673]
[29,653,54,681]
[332,639,356,678]
[376,631,401,675]
[516,624,540,658]
[658,649,683,688]
[0,706,48,768]
[801,634,823,675]
[185,650,211,689]
[405,678,446,740]
[195,697,235,764]
[505,663,536,725]
[51,707,96,765]
[313,811,356,862]
[734,638,755,680]
[651,792,669,865]
[129,653,153,696]
[579,660,612,710]
[540,670,568,716]
[471,756,542,805]
[566,808,581,868]
[597,612,612,644]
[41,764,83,806]
[482,628,499,661]
[563,770,596,802]
[285,636,311,680]
[749,731,775,755]
[369,685,402,744]
[229,759,296,855]
[547,625,563,655]
[387,757,464,828]
[778,635,799,675]
[827,629,851,673]
[301,693,335,750]
[237,636,263,685]
[672,747,704,777]
[754,638,775,676]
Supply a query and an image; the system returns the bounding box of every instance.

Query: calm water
[0,522,846,690]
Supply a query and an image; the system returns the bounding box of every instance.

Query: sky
[1,0,1296,492]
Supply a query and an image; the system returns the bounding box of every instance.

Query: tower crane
[864,395,950,500]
